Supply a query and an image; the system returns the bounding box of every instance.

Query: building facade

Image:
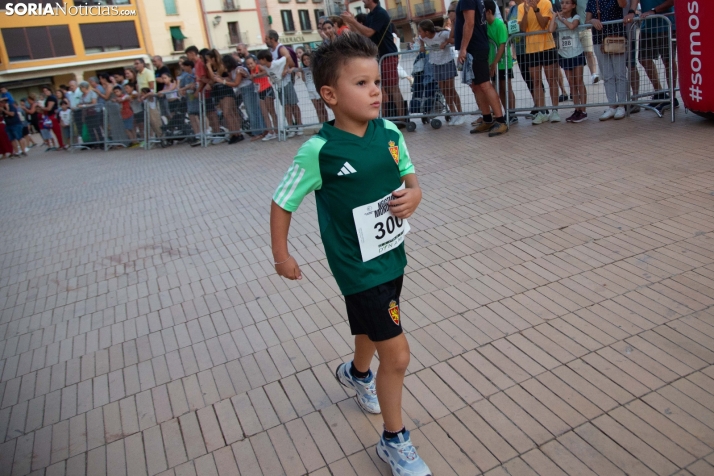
[0,0,148,95]
[263,0,326,50]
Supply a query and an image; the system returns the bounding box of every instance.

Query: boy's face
[485,10,494,23]
[322,57,381,122]
[258,58,269,67]
[124,85,133,94]
[114,89,123,97]
[61,103,68,109]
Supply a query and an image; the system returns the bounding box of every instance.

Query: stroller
[409,52,450,129]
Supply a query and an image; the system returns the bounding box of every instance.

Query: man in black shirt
[342,0,405,117]
[454,0,508,135]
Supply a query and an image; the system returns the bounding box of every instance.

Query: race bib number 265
[352,184,411,262]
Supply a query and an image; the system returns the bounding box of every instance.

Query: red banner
[676,0,714,118]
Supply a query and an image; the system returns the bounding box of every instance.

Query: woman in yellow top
[518,0,561,124]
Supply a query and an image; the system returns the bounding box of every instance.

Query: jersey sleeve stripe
[279,167,306,208]
[273,163,298,204]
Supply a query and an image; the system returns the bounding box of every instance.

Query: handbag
[596,0,626,54]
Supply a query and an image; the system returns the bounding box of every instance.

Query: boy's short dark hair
[256,50,273,62]
[484,0,497,14]
[112,85,122,92]
[311,33,378,94]
[185,45,199,55]
[182,59,194,68]
[418,20,435,33]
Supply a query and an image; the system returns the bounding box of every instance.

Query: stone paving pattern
[1,111,714,476]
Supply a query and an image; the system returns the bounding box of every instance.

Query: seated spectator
[299,53,328,123]
[246,56,278,141]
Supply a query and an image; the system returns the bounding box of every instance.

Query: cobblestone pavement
[1,111,714,476]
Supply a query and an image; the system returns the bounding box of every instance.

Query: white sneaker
[453,115,465,126]
[592,74,600,84]
[287,131,296,138]
[532,112,549,125]
[614,106,626,120]
[261,133,277,141]
[211,137,224,145]
[24,148,30,153]
[549,111,561,123]
[377,431,432,476]
[599,108,617,121]
[296,128,304,136]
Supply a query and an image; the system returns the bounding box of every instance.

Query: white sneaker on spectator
[211,137,224,145]
[599,108,617,121]
[549,111,561,123]
[296,128,304,136]
[262,133,277,141]
[592,74,600,84]
[532,112,549,125]
[614,106,626,120]
[287,131,296,138]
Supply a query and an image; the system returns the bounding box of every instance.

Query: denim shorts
[559,53,586,70]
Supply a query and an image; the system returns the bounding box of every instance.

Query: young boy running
[270,34,431,476]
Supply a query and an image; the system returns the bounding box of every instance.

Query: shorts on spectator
[259,87,274,100]
[212,83,235,101]
[6,124,23,141]
[22,126,29,137]
[470,49,491,86]
[61,126,70,144]
[579,29,594,53]
[639,33,671,62]
[491,68,514,82]
[380,55,400,88]
[526,48,559,68]
[559,53,586,70]
[40,129,52,141]
[433,61,458,81]
[123,117,134,131]
[308,89,321,101]
[133,112,143,122]
[276,82,299,105]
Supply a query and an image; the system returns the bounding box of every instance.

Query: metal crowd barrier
[68,103,106,150]
[503,15,676,124]
[375,42,502,131]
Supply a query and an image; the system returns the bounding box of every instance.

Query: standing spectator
[321,21,338,42]
[2,97,24,156]
[114,71,128,86]
[200,48,226,144]
[215,54,245,144]
[140,88,164,143]
[265,31,303,136]
[550,0,588,122]
[21,94,41,135]
[298,53,329,124]
[508,0,539,117]
[518,0,561,124]
[177,59,201,144]
[59,100,72,147]
[417,20,463,124]
[576,0,600,82]
[485,1,517,123]
[124,68,137,88]
[317,16,330,42]
[341,0,406,118]
[114,86,137,145]
[152,56,171,91]
[586,0,628,120]
[40,86,64,149]
[330,16,350,35]
[96,73,129,145]
[0,104,14,159]
[236,43,250,64]
[637,0,676,112]
[246,56,278,141]
[78,81,102,145]
[233,55,266,140]
[134,58,155,92]
[456,0,508,135]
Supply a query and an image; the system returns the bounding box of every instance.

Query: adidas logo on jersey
[337,162,357,176]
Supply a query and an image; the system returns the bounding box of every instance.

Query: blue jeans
[239,85,265,134]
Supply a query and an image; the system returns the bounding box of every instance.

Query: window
[163,0,177,15]
[79,21,140,53]
[223,0,238,10]
[355,6,362,13]
[2,26,74,61]
[298,10,311,31]
[170,26,187,51]
[313,9,324,29]
[227,21,241,45]
[280,10,295,32]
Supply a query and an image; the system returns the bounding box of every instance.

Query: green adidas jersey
[273,119,415,296]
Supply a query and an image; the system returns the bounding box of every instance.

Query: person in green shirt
[485,0,517,121]
[270,34,431,476]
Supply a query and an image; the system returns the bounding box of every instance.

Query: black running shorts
[344,276,404,342]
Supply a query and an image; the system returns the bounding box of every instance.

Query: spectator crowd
[0,0,677,158]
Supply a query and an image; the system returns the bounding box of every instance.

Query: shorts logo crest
[388,141,399,165]
[388,300,400,326]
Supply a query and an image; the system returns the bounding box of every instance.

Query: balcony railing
[388,6,407,19]
[414,0,436,17]
[223,0,239,11]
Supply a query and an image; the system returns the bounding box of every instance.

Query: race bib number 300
[352,184,411,262]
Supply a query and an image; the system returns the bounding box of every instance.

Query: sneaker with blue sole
[377,430,432,476]
[335,362,381,414]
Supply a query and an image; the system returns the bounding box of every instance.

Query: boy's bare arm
[270,201,302,280]
[390,173,422,219]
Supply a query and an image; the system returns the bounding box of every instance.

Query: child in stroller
[409,51,449,128]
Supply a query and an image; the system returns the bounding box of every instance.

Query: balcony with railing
[387,5,407,20]
[227,31,248,46]
[412,0,441,17]
[223,0,239,11]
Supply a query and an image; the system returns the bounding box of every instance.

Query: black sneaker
[228,134,244,144]
[558,94,569,103]
[648,93,666,108]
